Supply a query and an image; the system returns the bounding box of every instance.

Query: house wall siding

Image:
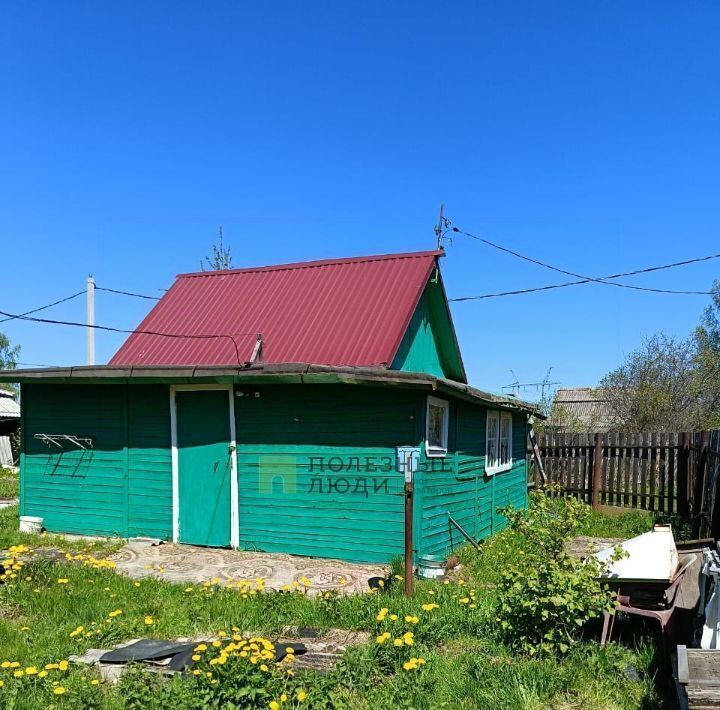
[233,384,420,563]
[20,384,172,539]
[19,383,528,563]
[392,292,445,378]
[417,402,527,558]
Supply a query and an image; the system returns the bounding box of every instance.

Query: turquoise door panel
[176,389,232,547]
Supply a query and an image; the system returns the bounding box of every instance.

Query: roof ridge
[177,249,444,279]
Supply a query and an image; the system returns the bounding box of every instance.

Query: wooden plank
[659,432,667,514]
[649,432,657,512]
[669,433,677,515]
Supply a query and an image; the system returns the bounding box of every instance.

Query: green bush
[495,491,621,656]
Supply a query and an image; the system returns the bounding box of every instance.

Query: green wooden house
[0,250,538,564]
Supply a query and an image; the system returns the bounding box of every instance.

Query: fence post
[677,432,691,520]
[592,432,602,511]
[693,431,711,538]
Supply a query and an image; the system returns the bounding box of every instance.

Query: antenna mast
[434,204,445,249]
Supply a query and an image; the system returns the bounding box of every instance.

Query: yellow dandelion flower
[297,690,307,702]
[57,579,69,584]
[38,670,48,678]
[144,616,154,625]
[269,703,280,710]
[13,670,24,678]
[91,679,100,685]
[25,666,38,675]
[58,660,69,671]
[54,687,66,695]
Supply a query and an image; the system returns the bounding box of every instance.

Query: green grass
[0,468,18,500]
[0,504,661,709]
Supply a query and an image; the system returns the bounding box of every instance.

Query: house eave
[0,363,543,417]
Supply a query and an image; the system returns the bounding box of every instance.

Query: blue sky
[1,1,719,396]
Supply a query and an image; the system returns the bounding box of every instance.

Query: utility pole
[87,275,95,365]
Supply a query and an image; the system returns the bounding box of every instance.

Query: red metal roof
[110,250,443,367]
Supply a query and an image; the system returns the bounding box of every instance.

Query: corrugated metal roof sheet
[0,389,19,420]
[110,250,443,368]
[552,387,615,431]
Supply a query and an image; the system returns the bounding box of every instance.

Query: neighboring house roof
[0,389,20,421]
[551,387,615,431]
[110,250,462,375]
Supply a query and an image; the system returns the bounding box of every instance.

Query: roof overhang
[0,364,543,417]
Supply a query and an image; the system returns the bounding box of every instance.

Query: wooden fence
[530,430,720,538]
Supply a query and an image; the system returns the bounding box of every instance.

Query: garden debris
[69,628,367,681]
[594,524,679,583]
[566,536,623,559]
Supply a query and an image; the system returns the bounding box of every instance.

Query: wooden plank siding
[233,385,418,563]
[20,382,529,562]
[417,405,528,559]
[20,383,172,539]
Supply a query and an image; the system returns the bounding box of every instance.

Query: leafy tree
[694,280,720,428]
[600,333,703,431]
[201,226,233,271]
[0,331,20,393]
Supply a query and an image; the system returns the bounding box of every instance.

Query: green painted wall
[392,292,445,378]
[391,279,465,382]
[20,382,527,564]
[416,403,527,559]
[234,385,420,563]
[21,384,172,539]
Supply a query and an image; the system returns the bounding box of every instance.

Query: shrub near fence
[530,430,720,538]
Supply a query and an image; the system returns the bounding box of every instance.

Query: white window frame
[486,410,513,475]
[425,396,449,457]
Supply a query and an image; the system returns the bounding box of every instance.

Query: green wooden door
[176,389,232,547]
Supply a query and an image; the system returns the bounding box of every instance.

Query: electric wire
[0,310,261,366]
[95,286,161,300]
[449,227,719,299]
[0,289,87,324]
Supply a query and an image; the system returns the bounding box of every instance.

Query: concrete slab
[108,541,387,595]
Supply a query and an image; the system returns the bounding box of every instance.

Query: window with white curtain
[486,411,512,474]
[425,396,449,457]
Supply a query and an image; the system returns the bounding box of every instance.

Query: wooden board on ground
[676,646,720,709]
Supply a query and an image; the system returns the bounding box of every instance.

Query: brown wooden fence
[530,430,720,537]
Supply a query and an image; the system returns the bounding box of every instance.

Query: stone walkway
[108,540,387,595]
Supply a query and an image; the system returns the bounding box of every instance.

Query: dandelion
[58,660,69,671]
[393,638,403,647]
[191,654,201,661]
[194,644,207,652]
[459,597,470,604]
[13,670,23,678]
[25,666,38,675]
[403,631,414,646]
[57,579,69,584]
[389,614,398,621]
[404,615,419,624]
[144,616,154,625]
[54,687,67,695]
[376,607,389,621]
[297,690,307,702]
[39,670,48,678]
[133,582,141,587]
[91,679,100,685]
[184,587,193,593]
[0,680,4,687]
[269,703,280,710]
[421,603,439,611]
[376,632,391,644]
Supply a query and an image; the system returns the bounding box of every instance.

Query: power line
[451,226,717,296]
[0,289,87,324]
[96,286,161,301]
[0,309,262,366]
